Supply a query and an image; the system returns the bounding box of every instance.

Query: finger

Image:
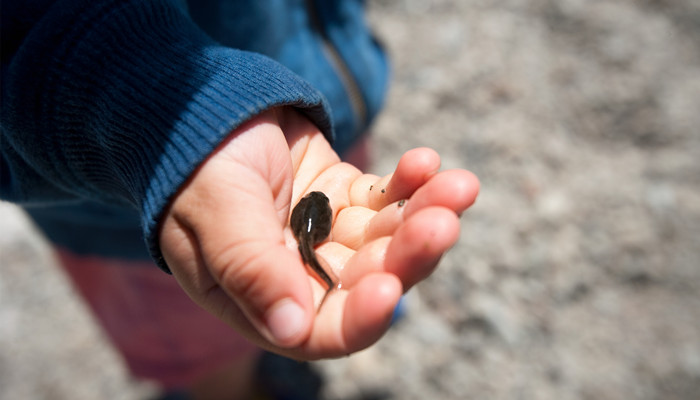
[288,132,341,201]
[332,200,407,250]
[331,206,375,250]
[284,110,340,182]
[284,272,402,359]
[339,169,477,252]
[347,172,381,208]
[314,241,354,285]
[341,273,402,351]
[403,169,480,217]
[367,147,441,210]
[338,237,392,288]
[337,205,461,290]
[293,163,363,219]
[385,206,461,291]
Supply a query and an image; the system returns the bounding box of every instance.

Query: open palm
[159,108,479,360]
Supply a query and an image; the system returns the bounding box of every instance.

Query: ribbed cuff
[139,46,335,272]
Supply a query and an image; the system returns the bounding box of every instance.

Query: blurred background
[2,0,699,399]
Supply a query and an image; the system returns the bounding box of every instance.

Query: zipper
[306,0,368,128]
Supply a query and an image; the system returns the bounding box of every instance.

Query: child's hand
[159,107,479,360]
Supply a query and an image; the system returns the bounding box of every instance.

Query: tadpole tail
[298,241,335,290]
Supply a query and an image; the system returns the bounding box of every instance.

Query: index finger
[347,148,442,210]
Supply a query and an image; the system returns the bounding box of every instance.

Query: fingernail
[267,299,306,345]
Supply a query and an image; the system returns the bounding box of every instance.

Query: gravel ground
[2,0,699,399]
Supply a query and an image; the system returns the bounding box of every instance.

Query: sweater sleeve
[1,0,334,270]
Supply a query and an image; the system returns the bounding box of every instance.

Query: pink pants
[56,249,260,390]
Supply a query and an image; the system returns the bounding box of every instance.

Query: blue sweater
[1,0,389,270]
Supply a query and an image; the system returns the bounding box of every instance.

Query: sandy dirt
[2,0,699,399]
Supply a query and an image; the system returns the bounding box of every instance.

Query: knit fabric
[2,0,389,271]
[2,0,390,271]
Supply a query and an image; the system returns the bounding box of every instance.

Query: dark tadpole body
[290,191,335,293]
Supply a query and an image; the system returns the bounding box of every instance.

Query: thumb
[169,179,316,347]
[161,110,317,348]
[215,234,315,348]
[196,145,316,349]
